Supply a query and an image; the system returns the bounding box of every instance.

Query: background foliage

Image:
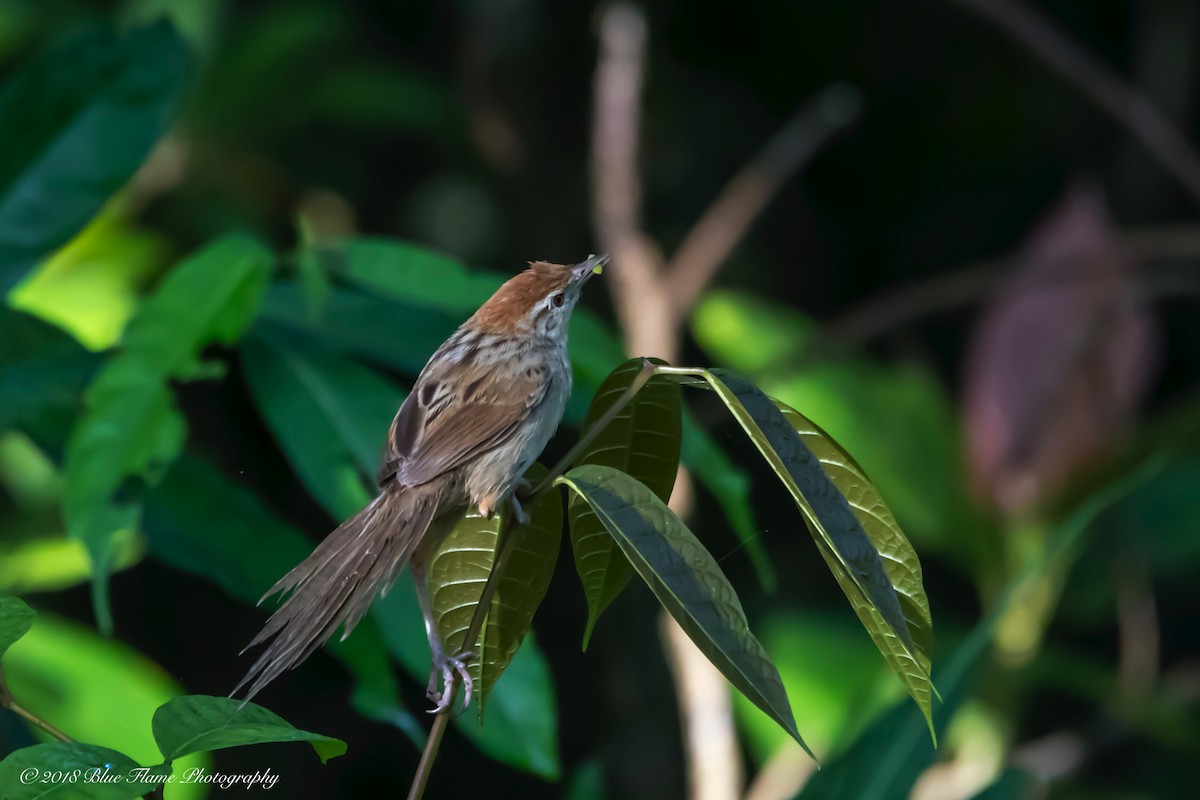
[2,0,1199,798]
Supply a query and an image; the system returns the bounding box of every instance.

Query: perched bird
[236,255,606,712]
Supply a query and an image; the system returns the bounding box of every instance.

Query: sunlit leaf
[152,696,346,763]
[241,329,404,520]
[141,455,420,745]
[0,594,34,658]
[668,368,918,669]
[0,533,142,596]
[557,464,810,757]
[2,609,207,799]
[431,464,562,713]
[0,743,156,800]
[0,20,188,289]
[777,401,935,735]
[63,235,271,632]
[568,358,681,648]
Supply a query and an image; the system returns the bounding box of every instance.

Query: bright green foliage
[777,401,936,737]
[567,358,682,647]
[62,235,271,632]
[0,21,188,290]
[430,465,563,715]
[0,743,157,800]
[0,595,34,658]
[558,464,812,758]
[152,696,346,763]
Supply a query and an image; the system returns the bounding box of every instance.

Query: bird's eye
[551,292,565,308]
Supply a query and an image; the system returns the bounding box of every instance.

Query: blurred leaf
[241,329,404,520]
[141,455,420,744]
[692,289,816,373]
[674,369,919,673]
[0,743,156,799]
[968,769,1036,800]
[63,235,271,632]
[964,186,1156,512]
[152,695,345,763]
[0,307,98,432]
[777,401,935,736]
[558,464,810,757]
[308,64,455,135]
[0,20,188,289]
[564,759,605,800]
[2,609,207,799]
[680,409,774,589]
[0,594,34,658]
[9,204,170,351]
[568,358,681,648]
[431,464,562,715]
[0,532,141,595]
[452,635,559,780]
[1097,457,1200,577]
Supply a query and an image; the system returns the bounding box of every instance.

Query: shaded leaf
[557,464,810,757]
[0,21,188,289]
[431,464,563,713]
[568,358,681,648]
[241,329,404,520]
[0,743,156,800]
[152,695,345,763]
[0,308,98,432]
[63,235,271,632]
[776,401,935,734]
[142,455,420,745]
[0,594,34,658]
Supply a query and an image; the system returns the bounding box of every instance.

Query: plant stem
[0,665,73,743]
[406,510,521,800]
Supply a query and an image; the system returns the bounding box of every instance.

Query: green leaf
[0,743,157,800]
[431,464,563,713]
[0,308,98,433]
[568,358,681,648]
[557,464,810,757]
[241,329,405,520]
[776,401,935,736]
[1,609,208,798]
[0,594,34,658]
[666,368,920,680]
[680,410,775,590]
[0,21,188,289]
[141,455,420,744]
[63,235,271,632]
[151,695,346,763]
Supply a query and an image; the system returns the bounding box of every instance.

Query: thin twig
[664,84,862,315]
[947,0,1200,205]
[0,665,73,743]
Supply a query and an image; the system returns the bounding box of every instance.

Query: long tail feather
[234,486,438,702]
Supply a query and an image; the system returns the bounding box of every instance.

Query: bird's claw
[509,492,531,526]
[425,651,475,714]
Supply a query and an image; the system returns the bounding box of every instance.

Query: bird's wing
[378,356,554,488]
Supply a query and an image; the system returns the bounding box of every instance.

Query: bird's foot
[425,650,476,714]
[508,492,531,526]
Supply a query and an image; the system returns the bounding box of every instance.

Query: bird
[235,254,607,712]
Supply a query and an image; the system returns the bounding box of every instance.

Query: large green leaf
[0,743,156,800]
[0,308,98,433]
[0,594,34,658]
[430,464,563,713]
[141,455,421,746]
[557,464,810,757]
[241,329,404,520]
[0,21,188,289]
[2,609,208,799]
[151,695,346,763]
[777,401,935,735]
[63,235,271,632]
[661,367,919,676]
[568,358,681,647]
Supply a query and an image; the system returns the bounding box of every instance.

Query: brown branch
[0,665,72,743]
[947,0,1200,205]
[665,84,862,315]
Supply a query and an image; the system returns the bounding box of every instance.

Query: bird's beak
[571,253,609,284]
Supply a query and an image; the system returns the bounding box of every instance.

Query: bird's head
[469,254,607,340]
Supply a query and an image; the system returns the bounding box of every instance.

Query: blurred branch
[665,84,862,314]
[817,224,1200,351]
[1115,556,1159,706]
[947,0,1200,205]
[0,665,73,743]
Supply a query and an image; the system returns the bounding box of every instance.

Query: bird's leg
[508,478,533,525]
[409,555,475,714]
